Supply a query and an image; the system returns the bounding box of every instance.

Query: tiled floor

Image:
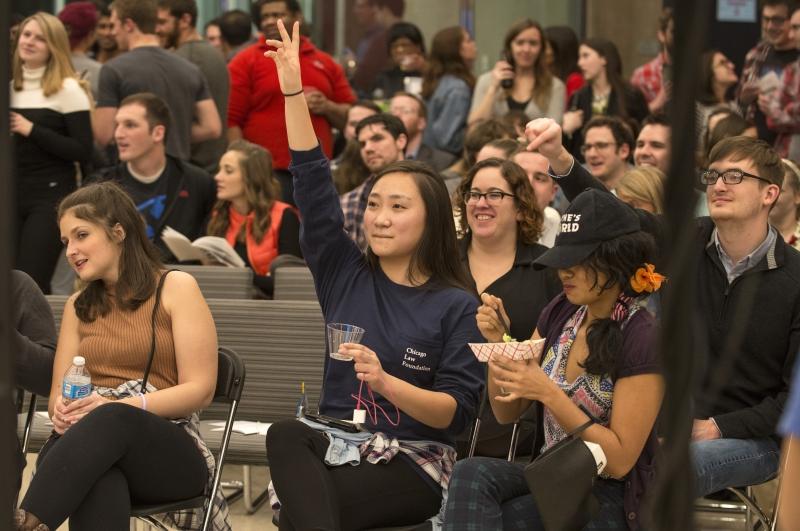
[20,453,773,530]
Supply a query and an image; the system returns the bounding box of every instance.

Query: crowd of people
[8,0,800,529]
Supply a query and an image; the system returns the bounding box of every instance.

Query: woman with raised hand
[469,19,565,127]
[444,185,663,529]
[263,20,484,530]
[208,139,301,297]
[11,12,93,293]
[15,182,227,531]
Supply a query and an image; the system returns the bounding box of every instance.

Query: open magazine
[161,226,246,267]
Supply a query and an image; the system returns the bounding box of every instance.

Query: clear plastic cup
[327,323,365,361]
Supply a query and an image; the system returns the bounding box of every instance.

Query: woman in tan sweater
[16,182,225,531]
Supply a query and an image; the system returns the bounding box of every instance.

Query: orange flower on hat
[630,263,666,294]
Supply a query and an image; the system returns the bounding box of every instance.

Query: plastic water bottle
[62,356,92,404]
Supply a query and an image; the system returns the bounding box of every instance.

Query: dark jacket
[556,159,800,440]
[565,83,649,162]
[92,156,216,262]
[415,143,458,173]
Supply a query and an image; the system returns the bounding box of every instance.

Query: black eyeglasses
[464,190,515,205]
[700,168,774,186]
[763,15,788,26]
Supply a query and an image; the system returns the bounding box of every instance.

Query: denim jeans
[691,438,780,498]
[442,457,627,531]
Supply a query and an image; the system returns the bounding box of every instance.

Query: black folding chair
[131,346,246,531]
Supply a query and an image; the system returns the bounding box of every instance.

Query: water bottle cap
[73,356,86,366]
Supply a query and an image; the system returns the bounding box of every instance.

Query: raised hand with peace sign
[263,19,318,151]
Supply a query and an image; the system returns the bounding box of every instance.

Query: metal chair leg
[242,465,269,514]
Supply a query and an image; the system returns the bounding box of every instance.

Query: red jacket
[227,36,355,169]
[225,201,295,275]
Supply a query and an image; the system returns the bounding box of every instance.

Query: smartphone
[304,412,362,433]
[501,50,515,89]
[661,62,673,86]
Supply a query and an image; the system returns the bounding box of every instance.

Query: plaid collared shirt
[630,53,665,104]
[340,175,375,250]
[765,59,800,157]
[738,41,772,122]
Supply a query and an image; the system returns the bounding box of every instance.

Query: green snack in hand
[502,333,515,343]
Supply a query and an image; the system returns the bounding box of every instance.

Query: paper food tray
[469,338,546,362]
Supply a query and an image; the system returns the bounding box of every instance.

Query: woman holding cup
[264,20,483,531]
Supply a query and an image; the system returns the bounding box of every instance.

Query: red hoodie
[227,36,355,170]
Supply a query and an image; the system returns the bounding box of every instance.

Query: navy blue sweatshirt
[290,146,484,446]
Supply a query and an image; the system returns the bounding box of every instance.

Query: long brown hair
[456,158,544,246]
[365,161,473,292]
[503,19,554,112]
[207,140,281,244]
[422,26,475,100]
[581,37,628,119]
[58,182,164,322]
[12,12,89,98]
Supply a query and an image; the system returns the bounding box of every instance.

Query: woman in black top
[11,12,93,293]
[455,158,561,455]
[562,38,648,161]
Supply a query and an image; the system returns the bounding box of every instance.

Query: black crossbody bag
[523,407,600,531]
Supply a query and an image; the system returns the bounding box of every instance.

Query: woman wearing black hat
[443,188,664,530]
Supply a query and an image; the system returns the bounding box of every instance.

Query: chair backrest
[215,346,246,403]
[174,265,255,299]
[273,266,317,301]
[203,299,325,422]
[46,295,68,332]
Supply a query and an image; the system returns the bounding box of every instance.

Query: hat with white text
[533,189,641,270]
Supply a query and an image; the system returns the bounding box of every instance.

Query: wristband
[283,88,304,97]
[547,156,576,179]
[141,394,147,411]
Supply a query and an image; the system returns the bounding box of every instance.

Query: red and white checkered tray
[468,338,546,362]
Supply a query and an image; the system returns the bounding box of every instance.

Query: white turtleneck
[11,65,91,114]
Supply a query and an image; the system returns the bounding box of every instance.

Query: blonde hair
[12,12,87,98]
[616,166,666,214]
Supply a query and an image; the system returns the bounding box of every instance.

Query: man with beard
[93,4,123,64]
[94,0,221,164]
[227,0,355,205]
[156,0,229,173]
[341,114,407,249]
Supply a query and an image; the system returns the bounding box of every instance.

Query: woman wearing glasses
[454,157,561,456]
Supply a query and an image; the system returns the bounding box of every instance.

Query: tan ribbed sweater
[78,291,177,391]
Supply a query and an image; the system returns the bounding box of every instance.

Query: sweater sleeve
[27,80,93,163]
[433,297,485,435]
[546,78,566,123]
[227,51,251,128]
[469,72,492,116]
[290,145,363,307]
[28,110,93,164]
[12,270,57,397]
[277,208,302,258]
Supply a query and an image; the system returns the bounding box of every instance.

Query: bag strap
[566,405,598,438]
[141,270,175,393]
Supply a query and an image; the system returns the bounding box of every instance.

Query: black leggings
[16,180,74,294]
[21,402,208,531]
[267,419,442,531]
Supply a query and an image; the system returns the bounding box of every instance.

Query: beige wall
[585,0,663,78]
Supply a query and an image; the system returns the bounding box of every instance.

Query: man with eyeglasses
[760,4,800,158]
[738,0,799,143]
[580,116,634,192]
[227,0,355,205]
[525,116,800,504]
